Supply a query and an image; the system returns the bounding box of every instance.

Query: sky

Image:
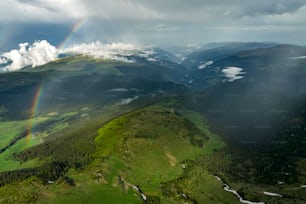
[0,0,306,50]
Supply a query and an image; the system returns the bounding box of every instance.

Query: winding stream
[214,176,265,204]
[118,176,147,201]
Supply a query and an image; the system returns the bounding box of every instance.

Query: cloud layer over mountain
[0,41,140,71]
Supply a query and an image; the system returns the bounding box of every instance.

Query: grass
[156,109,239,203]
[0,143,43,172]
[94,116,129,157]
[0,112,78,172]
[32,55,127,76]
[0,117,48,172]
[30,155,140,204]
[34,103,219,203]
[222,158,306,204]
[162,165,240,204]
[0,121,27,148]
[89,104,228,201]
[0,175,141,204]
[39,184,141,204]
[0,100,236,203]
[228,181,306,204]
[0,117,48,148]
[0,177,43,204]
[123,135,201,194]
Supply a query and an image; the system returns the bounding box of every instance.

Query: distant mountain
[183,44,306,143]
[146,47,180,63]
[182,42,277,71]
[0,56,188,120]
[162,45,202,62]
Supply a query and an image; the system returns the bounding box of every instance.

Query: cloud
[60,41,139,62]
[222,67,246,82]
[77,0,164,21]
[0,0,85,22]
[4,0,306,25]
[61,42,137,55]
[0,40,143,71]
[0,40,57,71]
[1,1,306,46]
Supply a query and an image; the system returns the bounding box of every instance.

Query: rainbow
[25,17,89,141]
[58,17,89,49]
[26,84,44,142]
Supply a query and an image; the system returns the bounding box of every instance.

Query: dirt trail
[165,150,177,166]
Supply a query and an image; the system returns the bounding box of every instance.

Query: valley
[0,42,306,203]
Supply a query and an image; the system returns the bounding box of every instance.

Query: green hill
[0,100,239,204]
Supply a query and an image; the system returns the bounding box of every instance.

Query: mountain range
[0,42,306,203]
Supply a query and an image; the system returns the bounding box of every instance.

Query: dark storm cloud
[81,0,306,20]
[16,0,58,11]
[3,0,306,23]
[0,0,306,46]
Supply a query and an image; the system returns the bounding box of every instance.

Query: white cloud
[28,41,58,67]
[80,0,164,21]
[222,66,246,82]
[0,58,8,64]
[1,40,58,71]
[0,0,86,22]
[4,0,305,25]
[0,0,306,45]
[137,50,156,58]
[0,40,142,71]
[60,41,138,62]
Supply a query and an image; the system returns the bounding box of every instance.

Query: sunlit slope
[0,101,238,204]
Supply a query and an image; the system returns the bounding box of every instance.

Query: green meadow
[0,111,78,172]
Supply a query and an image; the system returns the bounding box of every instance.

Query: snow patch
[136,49,160,62]
[180,56,187,63]
[291,56,306,60]
[198,61,213,69]
[263,192,282,197]
[107,88,130,92]
[137,50,156,58]
[146,57,158,62]
[222,66,245,82]
[117,96,139,105]
[107,88,140,92]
